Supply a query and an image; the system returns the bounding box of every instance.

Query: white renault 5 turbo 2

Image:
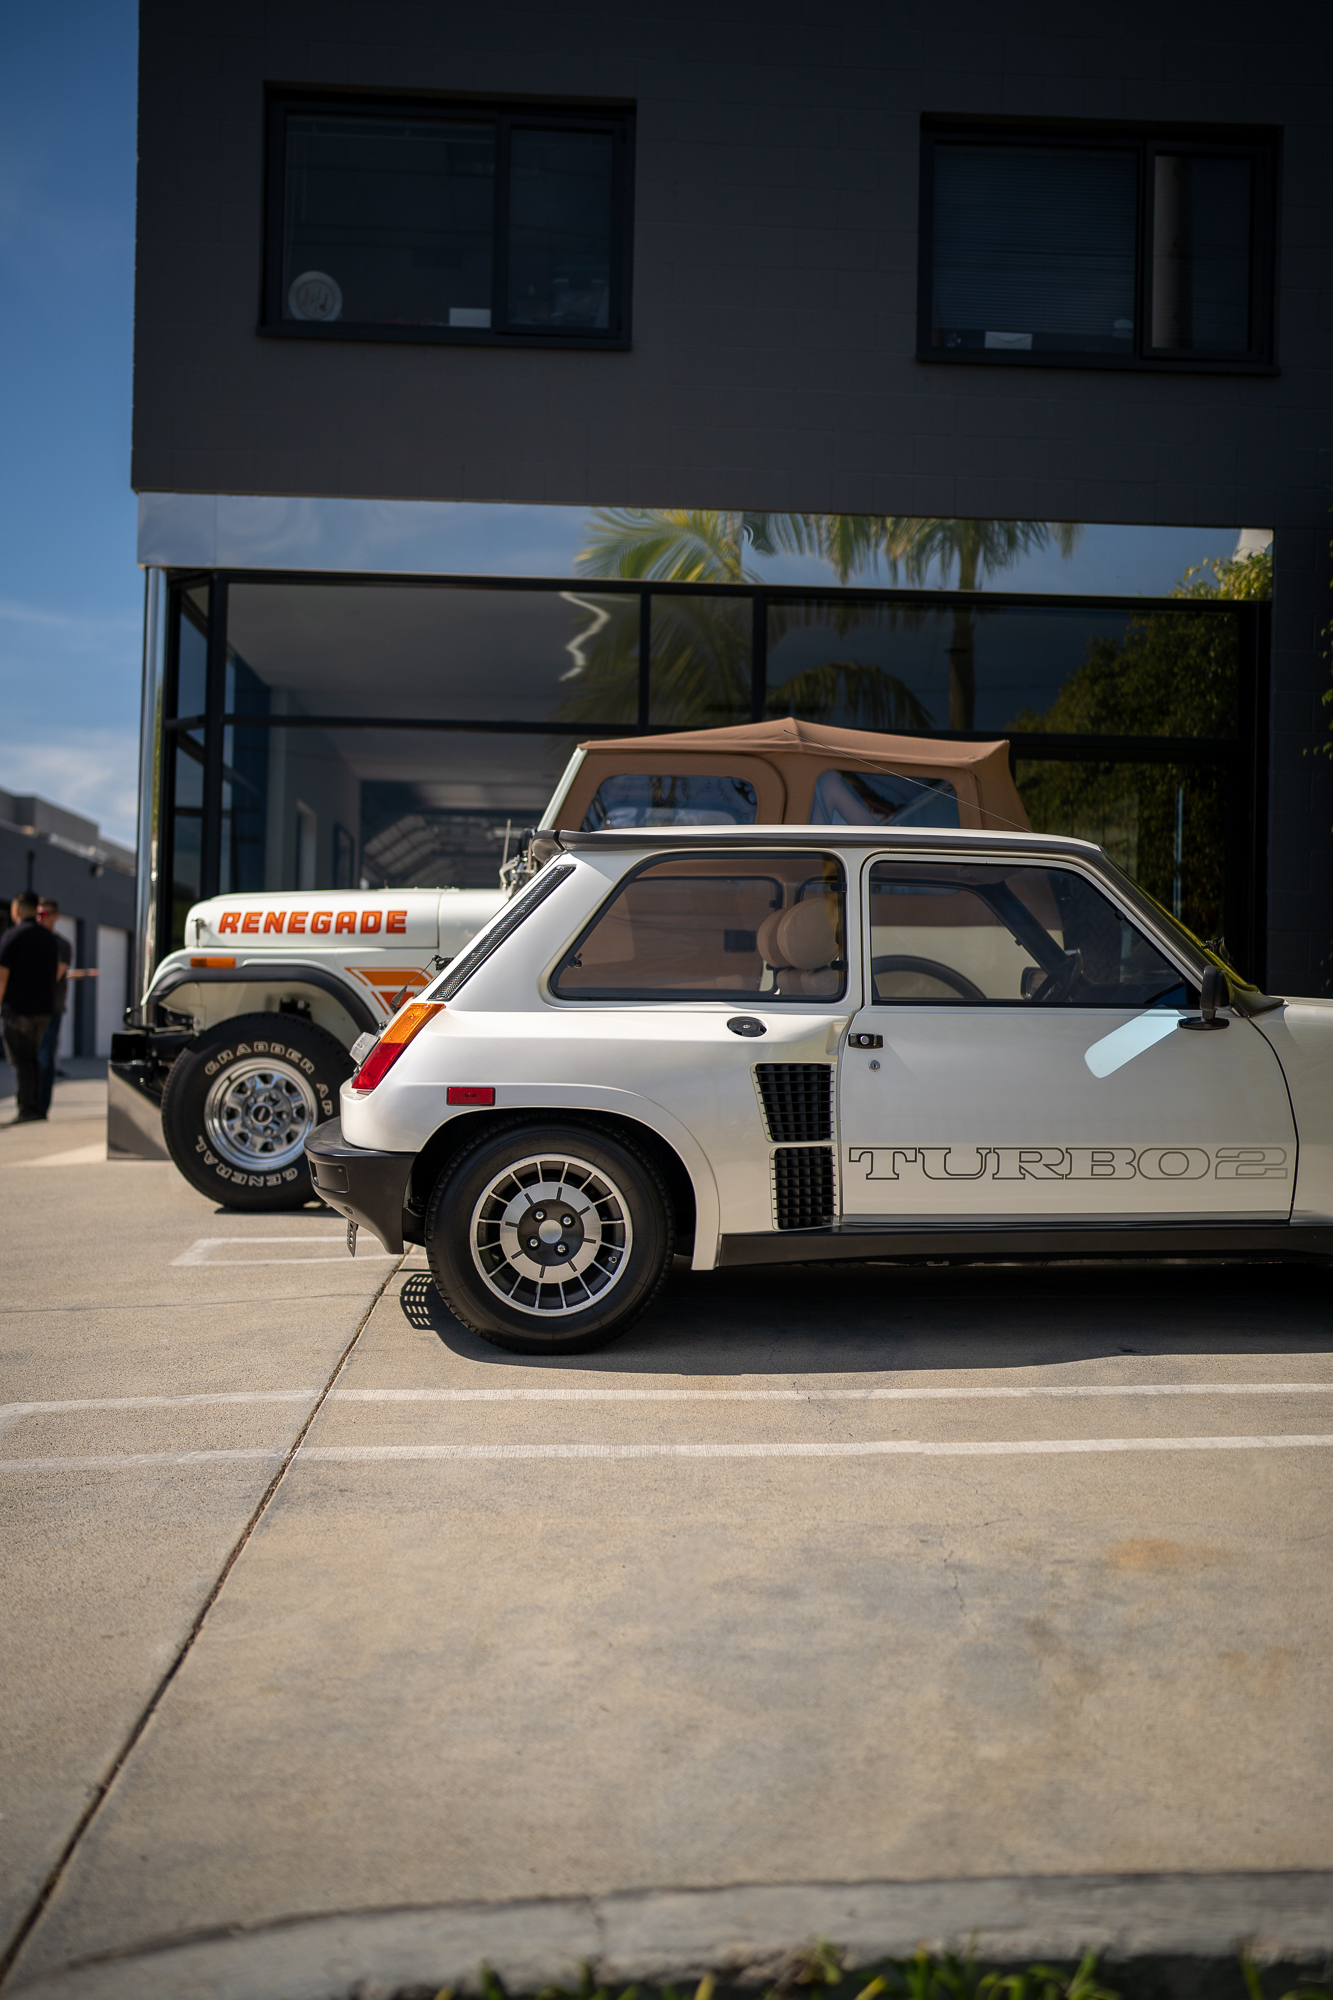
[306,825,1333,1355]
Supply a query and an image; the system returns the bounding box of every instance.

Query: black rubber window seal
[431,862,577,1003]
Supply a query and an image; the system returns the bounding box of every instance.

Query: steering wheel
[1027,949,1083,1005]
[871,954,987,1003]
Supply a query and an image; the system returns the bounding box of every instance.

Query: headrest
[755,909,788,966]
[769,895,840,972]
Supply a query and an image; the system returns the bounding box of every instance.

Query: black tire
[160,1012,353,1211]
[425,1121,675,1354]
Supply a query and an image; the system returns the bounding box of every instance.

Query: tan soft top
[568,717,1030,833]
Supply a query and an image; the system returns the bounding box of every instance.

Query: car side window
[553,852,846,1001]
[581,775,759,829]
[867,860,1189,1008]
[811,770,959,828]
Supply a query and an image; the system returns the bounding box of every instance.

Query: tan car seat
[756,894,843,996]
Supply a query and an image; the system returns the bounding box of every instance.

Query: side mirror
[1178,963,1230,1031]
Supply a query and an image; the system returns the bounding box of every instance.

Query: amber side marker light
[190,956,235,968]
[350,1002,444,1093]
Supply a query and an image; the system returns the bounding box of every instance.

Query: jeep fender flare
[145,963,380,1039]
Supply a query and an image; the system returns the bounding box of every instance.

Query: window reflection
[766,598,1238,740]
[648,595,751,728]
[1017,760,1228,945]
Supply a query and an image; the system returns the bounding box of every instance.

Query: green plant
[763,1942,1117,2000]
[1240,1947,1331,2000]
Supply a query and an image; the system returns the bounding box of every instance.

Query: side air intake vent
[773,1146,835,1230]
[755,1063,833,1143]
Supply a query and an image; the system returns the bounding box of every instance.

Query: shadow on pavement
[399,1258,1333,1374]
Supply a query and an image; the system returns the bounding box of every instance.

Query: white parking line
[331,1381,1333,1403]
[0,1449,284,1472]
[4,1433,1332,1471]
[304,1434,1333,1463]
[0,1142,107,1167]
[172,1237,398,1267]
[0,1391,316,1435]
[5,1383,1329,1433]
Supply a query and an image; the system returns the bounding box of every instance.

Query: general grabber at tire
[160,1013,353,1211]
[425,1121,675,1354]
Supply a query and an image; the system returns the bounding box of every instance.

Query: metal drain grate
[755,1063,833,1143]
[773,1146,835,1230]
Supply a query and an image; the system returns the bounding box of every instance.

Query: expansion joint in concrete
[0,1262,401,1992]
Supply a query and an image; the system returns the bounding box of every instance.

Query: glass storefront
[158,572,1267,976]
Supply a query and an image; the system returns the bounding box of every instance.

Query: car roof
[545,823,1107,862]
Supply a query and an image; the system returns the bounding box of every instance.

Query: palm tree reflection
[556,508,1080,732]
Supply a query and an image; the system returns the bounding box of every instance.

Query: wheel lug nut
[527,1237,539,1249]
[557,1243,568,1255]
[562,1216,574,1227]
[534,1209,545,1220]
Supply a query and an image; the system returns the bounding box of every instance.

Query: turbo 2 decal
[847,1145,1290,1183]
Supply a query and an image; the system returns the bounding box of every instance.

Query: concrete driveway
[2,1076,1332,2000]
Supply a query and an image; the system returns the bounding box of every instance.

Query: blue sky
[0,1,141,844]
[0,7,1251,848]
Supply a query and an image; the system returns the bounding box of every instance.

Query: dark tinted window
[1150,154,1254,355]
[266,97,632,345]
[282,116,495,329]
[932,144,1137,356]
[868,861,1187,1008]
[508,130,615,331]
[921,127,1274,368]
[554,853,845,1002]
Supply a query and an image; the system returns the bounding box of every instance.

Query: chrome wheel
[469,1151,634,1318]
[203,1059,319,1173]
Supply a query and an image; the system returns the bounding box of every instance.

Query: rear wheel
[425,1122,674,1353]
[160,1013,353,1210]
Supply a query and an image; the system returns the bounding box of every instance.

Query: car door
[838,853,1295,1223]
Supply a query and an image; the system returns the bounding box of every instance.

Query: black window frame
[916,117,1279,375]
[261,88,635,350]
[151,570,1271,988]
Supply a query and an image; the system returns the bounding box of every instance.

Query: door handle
[849,1032,883,1048]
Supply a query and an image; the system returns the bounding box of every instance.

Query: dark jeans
[37,1011,63,1117]
[1,1011,52,1119]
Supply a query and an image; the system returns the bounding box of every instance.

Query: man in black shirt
[0,892,62,1123]
[35,898,72,1118]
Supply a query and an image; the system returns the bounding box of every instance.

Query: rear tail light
[349,1002,443,1093]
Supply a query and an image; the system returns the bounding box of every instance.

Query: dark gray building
[130,0,1333,991]
[0,792,136,1057]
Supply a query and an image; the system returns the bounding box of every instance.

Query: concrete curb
[9,1873,1333,2000]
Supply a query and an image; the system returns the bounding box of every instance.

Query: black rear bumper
[305,1117,415,1254]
